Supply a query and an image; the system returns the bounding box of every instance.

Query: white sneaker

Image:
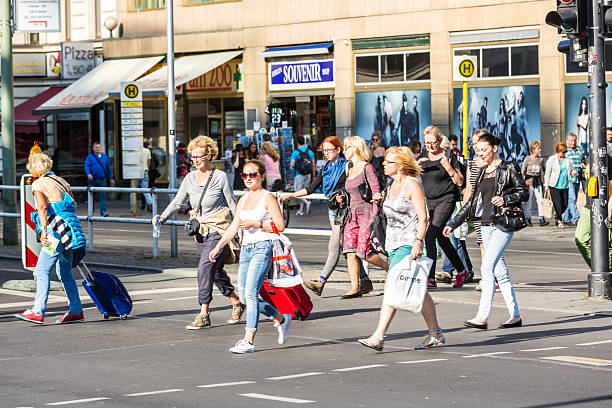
[296,210,304,216]
[305,201,311,215]
[274,314,291,345]
[229,339,255,354]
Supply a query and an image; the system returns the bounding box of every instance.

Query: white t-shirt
[142,147,151,171]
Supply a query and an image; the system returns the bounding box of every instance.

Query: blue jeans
[478,226,520,320]
[442,233,471,274]
[32,247,82,316]
[88,178,107,215]
[563,182,581,223]
[129,171,152,210]
[238,240,279,333]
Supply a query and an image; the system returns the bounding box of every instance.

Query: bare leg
[372,303,396,339]
[365,253,389,272]
[346,253,361,293]
[420,292,440,331]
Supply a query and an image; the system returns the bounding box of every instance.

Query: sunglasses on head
[241,172,259,180]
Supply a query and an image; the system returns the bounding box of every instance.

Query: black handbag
[184,169,215,236]
[491,181,528,233]
[369,182,392,255]
[357,164,373,202]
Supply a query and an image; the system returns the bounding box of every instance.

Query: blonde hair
[440,136,451,150]
[187,135,218,159]
[260,142,280,162]
[26,152,53,178]
[529,140,540,152]
[343,136,370,162]
[386,146,421,178]
[422,125,444,143]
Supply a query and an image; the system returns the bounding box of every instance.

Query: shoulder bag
[357,163,373,202]
[369,182,392,255]
[184,169,215,236]
[491,180,528,233]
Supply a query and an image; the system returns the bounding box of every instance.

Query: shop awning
[12,87,65,134]
[137,50,243,94]
[33,56,164,115]
[259,43,333,58]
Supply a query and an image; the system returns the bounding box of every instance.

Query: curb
[0,254,163,274]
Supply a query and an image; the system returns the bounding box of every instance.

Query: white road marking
[510,264,585,272]
[519,347,568,352]
[462,352,513,358]
[164,295,198,301]
[576,339,612,346]
[541,356,612,366]
[197,381,256,388]
[332,364,387,372]
[45,397,110,405]
[129,287,197,296]
[239,393,315,404]
[396,358,448,364]
[100,239,126,243]
[123,389,184,397]
[267,372,324,380]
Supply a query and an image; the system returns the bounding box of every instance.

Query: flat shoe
[464,320,488,330]
[357,337,383,351]
[341,290,363,299]
[498,318,522,328]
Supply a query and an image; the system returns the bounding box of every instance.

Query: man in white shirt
[130,143,152,212]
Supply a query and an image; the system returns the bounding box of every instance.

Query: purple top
[345,163,381,208]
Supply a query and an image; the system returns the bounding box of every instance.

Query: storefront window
[53,113,90,185]
[130,0,165,11]
[454,44,538,79]
[143,100,167,151]
[355,51,430,84]
[381,54,404,82]
[188,99,207,138]
[356,55,378,83]
[482,48,509,77]
[223,98,245,153]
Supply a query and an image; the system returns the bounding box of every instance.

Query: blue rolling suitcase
[77,262,132,320]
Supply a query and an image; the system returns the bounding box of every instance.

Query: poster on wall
[563,82,611,150]
[452,85,540,163]
[355,90,432,148]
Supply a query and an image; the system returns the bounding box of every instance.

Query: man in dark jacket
[84,142,113,217]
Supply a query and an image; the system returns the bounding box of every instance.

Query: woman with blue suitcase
[15,152,86,325]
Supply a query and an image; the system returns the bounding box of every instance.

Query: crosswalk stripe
[45,397,110,405]
[576,339,612,346]
[332,364,387,372]
[462,352,513,358]
[124,389,183,397]
[267,372,324,380]
[396,358,448,364]
[541,356,612,366]
[519,347,568,352]
[239,393,315,404]
[197,381,255,388]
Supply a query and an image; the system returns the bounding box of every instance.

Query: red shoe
[55,312,84,324]
[427,278,437,289]
[15,309,44,324]
[453,270,469,288]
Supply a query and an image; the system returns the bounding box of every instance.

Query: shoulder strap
[362,163,372,192]
[45,175,70,195]
[92,154,110,179]
[195,169,215,216]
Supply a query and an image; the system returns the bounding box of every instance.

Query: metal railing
[0,184,331,258]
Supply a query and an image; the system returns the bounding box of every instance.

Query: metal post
[88,189,94,252]
[587,0,612,299]
[152,191,158,257]
[166,0,178,257]
[1,1,17,246]
[462,81,468,159]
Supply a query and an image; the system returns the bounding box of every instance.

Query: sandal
[357,335,384,351]
[557,221,565,229]
[415,329,445,350]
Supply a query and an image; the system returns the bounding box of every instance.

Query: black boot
[539,217,549,227]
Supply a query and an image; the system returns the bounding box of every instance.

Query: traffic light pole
[587,0,612,299]
[1,1,17,246]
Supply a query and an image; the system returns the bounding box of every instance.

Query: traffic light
[558,34,588,64]
[545,0,588,35]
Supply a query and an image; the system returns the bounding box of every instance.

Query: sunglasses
[241,172,260,180]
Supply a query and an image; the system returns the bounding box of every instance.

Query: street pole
[462,81,468,159]
[1,1,17,246]
[587,0,612,299]
[166,0,177,257]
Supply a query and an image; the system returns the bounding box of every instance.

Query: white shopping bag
[268,234,304,287]
[383,255,432,313]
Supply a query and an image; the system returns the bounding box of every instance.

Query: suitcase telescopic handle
[76,261,95,284]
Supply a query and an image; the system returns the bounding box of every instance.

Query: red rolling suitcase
[259,279,313,320]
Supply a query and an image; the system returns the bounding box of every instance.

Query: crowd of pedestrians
[23,121,606,355]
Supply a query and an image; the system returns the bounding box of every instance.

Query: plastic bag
[383,255,432,313]
[268,225,303,287]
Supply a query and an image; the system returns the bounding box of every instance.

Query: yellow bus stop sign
[124,84,139,99]
[459,59,475,79]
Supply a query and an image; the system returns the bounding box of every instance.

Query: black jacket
[448,161,529,230]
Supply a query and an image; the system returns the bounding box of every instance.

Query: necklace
[485,161,500,174]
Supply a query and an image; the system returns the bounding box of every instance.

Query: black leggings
[549,187,568,222]
[425,196,466,279]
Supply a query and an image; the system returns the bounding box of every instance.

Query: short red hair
[319,136,343,153]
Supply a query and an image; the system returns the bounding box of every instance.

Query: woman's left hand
[40,231,51,247]
[491,195,505,207]
[372,192,383,204]
[410,240,423,259]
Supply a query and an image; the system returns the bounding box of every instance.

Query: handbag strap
[362,163,372,197]
[92,154,110,179]
[195,169,215,216]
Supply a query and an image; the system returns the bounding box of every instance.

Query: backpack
[295,148,313,175]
